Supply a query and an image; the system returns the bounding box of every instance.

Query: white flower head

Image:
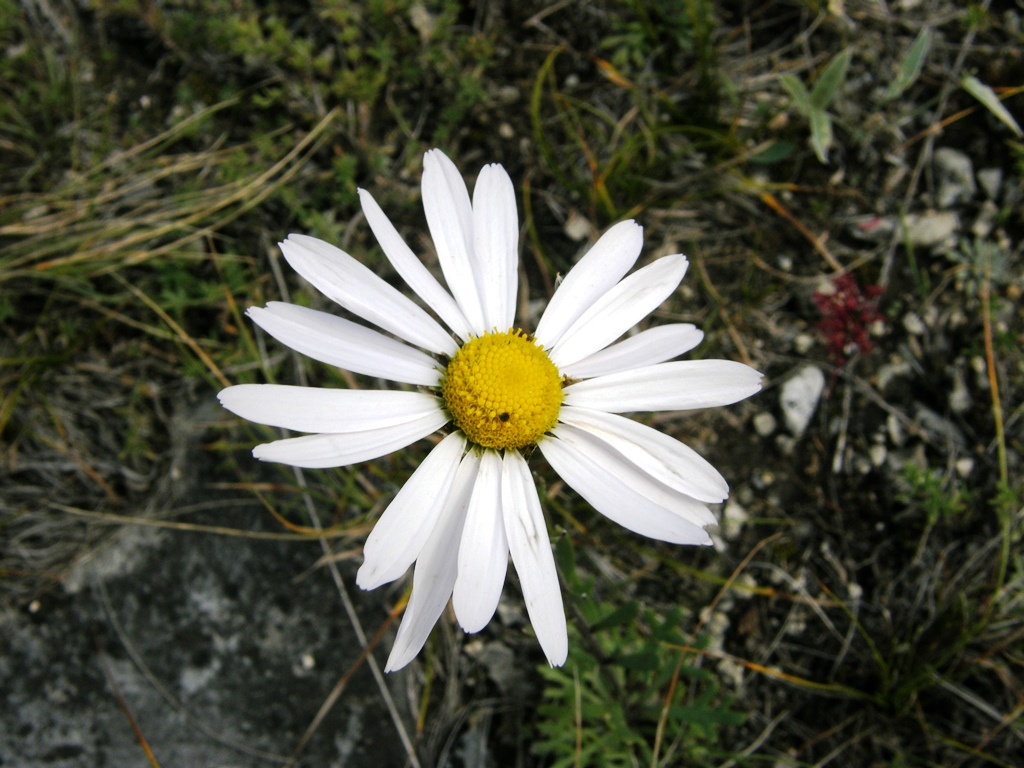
[219,149,762,671]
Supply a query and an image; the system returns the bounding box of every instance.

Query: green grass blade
[961,74,1023,137]
[780,74,812,116]
[810,48,851,110]
[882,27,931,101]
[810,109,833,163]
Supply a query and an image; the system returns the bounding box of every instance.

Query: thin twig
[114,273,231,388]
[94,635,163,768]
[716,710,789,768]
[49,500,347,541]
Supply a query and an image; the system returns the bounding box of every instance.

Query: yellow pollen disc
[442,329,563,449]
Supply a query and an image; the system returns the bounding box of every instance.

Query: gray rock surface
[0,468,412,767]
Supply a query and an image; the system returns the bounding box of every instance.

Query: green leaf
[669,704,747,726]
[748,140,795,164]
[615,648,661,671]
[882,27,931,101]
[675,663,714,682]
[780,74,812,116]
[810,48,851,110]
[809,108,833,163]
[554,534,578,588]
[589,600,640,632]
[961,74,1023,137]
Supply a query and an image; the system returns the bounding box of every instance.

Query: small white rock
[775,434,797,456]
[780,365,826,436]
[933,147,977,208]
[773,754,801,768]
[753,412,777,437]
[703,611,730,653]
[850,211,959,247]
[902,312,926,335]
[497,85,520,103]
[563,211,593,242]
[949,368,972,414]
[718,657,745,688]
[734,573,758,599]
[869,444,887,467]
[722,500,749,541]
[408,2,437,41]
[977,167,1003,200]
[904,211,959,247]
[972,200,999,238]
[876,359,912,391]
[887,413,906,446]
[793,333,815,354]
[915,403,967,446]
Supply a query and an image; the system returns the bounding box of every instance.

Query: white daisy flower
[219,149,762,672]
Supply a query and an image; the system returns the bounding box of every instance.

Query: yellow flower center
[442,329,563,449]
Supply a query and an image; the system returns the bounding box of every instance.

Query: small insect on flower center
[442,329,563,449]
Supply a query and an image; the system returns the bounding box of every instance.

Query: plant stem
[980,257,1011,614]
[980,277,1008,488]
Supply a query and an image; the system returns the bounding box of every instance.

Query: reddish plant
[814,274,883,365]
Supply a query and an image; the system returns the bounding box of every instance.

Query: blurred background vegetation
[2,0,1022,766]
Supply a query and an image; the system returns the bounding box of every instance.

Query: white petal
[562,324,703,380]
[558,406,727,503]
[386,451,481,672]
[533,220,643,348]
[549,255,688,369]
[554,422,717,528]
[472,164,519,332]
[453,450,508,633]
[219,385,442,433]
[540,428,714,544]
[564,360,763,413]
[248,303,441,386]
[422,150,485,333]
[429,149,475,247]
[502,450,567,667]
[251,410,448,468]
[280,234,458,357]
[358,188,474,342]
[357,432,467,590]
